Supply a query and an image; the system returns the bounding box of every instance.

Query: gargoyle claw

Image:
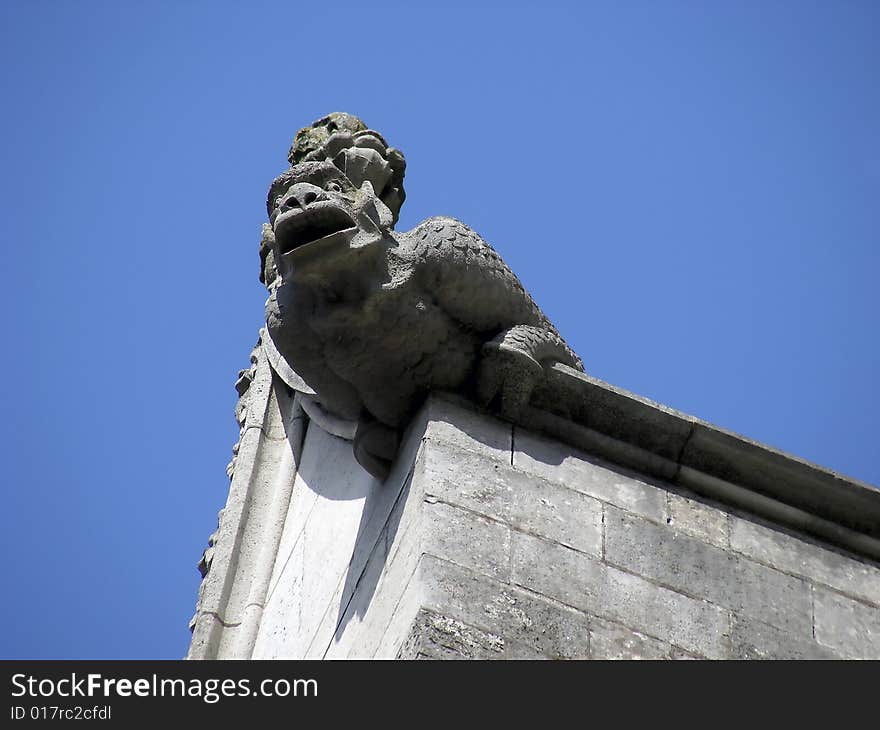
[477,342,543,421]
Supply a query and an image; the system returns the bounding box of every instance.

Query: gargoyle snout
[278,183,323,212]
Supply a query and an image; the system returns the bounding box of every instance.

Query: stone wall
[189,340,880,660]
[345,397,880,659]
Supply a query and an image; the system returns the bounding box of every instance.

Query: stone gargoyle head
[259,113,406,286]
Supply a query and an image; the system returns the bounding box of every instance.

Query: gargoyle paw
[477,342,543,421]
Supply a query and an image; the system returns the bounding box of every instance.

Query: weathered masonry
[188,113,880,660]
[188,331,880,659]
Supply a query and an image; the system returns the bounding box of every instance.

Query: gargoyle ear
[333,147,392,196]
[355,181,394,230]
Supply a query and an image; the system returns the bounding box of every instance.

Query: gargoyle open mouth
[274,202,357,255]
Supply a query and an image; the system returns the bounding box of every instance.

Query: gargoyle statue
[260,113,583,479]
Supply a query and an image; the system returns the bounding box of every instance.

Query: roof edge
[519,364,880,561]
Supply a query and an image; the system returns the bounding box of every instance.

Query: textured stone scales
[262,112,583,478]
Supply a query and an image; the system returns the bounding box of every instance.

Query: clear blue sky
[1,1,877,659]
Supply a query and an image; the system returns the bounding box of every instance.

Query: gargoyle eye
[326,180,343,193]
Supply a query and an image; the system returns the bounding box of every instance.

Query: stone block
[252,422,380,659]
[398,609,548,660]
[418,395,512,463]
[588,617,673,660]
[511,531,728,658]
[423,500,511,582]
[727,614,839,659]
[731,517,880,606]
[514,429,667,522]
[669,648,703,660]
[327,471,427,658]
[605,507,812,636]
[421,440,603,555]
[420,555,592,659]
[298,450,425,658]
[373,555,430,659]
[813,587,880,659]
[666,492,729,549]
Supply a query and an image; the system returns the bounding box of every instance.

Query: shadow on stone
[330,468,412,650]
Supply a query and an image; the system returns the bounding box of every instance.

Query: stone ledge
[519,364,880,561]
[192,337,879,660]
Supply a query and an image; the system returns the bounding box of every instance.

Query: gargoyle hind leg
[477,325,582,420]
[353,417,400,482]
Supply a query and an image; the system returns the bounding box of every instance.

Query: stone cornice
[521,364,880,561]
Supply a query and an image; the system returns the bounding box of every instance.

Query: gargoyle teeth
[273,203,356,254]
